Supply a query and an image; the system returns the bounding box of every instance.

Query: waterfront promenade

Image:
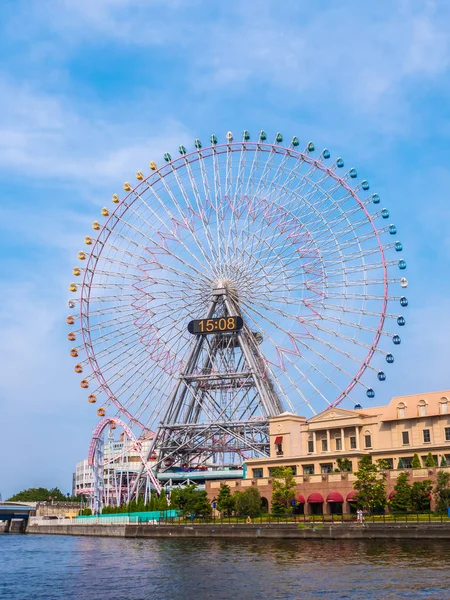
[27,520,450,540]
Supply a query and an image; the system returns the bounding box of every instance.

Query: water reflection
[1,535,450,600]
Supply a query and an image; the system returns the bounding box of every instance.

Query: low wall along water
[27,521,450,540]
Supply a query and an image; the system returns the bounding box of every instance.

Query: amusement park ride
[66,131,407,511]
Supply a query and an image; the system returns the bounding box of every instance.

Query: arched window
[364,430,372,449]
[333,432,342,451]
[440,398,449,415]
[397,402,406,419]
[418,400,427,417]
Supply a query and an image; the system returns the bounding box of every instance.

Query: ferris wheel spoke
[182,158,219,267]
[248,295,388,356]
[241,309,332,414]
[163,163,220,272]
[241,297,367,385]
[117,191,211,279]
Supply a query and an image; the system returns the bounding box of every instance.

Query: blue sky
[1,0,449,499]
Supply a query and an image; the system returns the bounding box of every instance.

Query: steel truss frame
[130,286,283,495]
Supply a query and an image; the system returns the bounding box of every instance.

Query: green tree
[376,459,391,471]
[216,483,235,517]
[425,452,437,468]
[158,492,169,511]
[170,485,211,517]
[190,490,212,517]
[353,455,387,513]
[148,493,157,511]
[412,453,422,469]
[441,456,448,467]
[271,467,296,515]
[234,487,261,518]
[336,458,352,472]
[136,496,145,512]
[434,470,450,514]
[7,487,69,502]
[411,480,433,512]
[390,472,412,512]
[81,507,92,516]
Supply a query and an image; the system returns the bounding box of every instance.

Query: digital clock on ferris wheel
[188,316,244,335]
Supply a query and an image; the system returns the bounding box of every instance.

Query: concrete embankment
[27,522,450,540]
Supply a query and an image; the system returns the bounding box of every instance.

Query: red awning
[307,492,324,503]
[297,494,306,504]
[274,436,283,444]
[346,490,358,502]
[389,490,396,499]
[327,492,344,503]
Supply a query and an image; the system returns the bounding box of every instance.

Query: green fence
[75,510,180,523]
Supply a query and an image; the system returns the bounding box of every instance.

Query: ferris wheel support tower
[143,282,283,475]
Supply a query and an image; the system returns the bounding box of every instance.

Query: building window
[336,438,342,451]
[350,436,357,449]
[321,463,333,474]
[274,436,283,455]
[402,431,410,445]
[445,427,450,442]
[397,403,406,419]
[321,439,328,452]
[384,458,394,469]
[423,429,431,443]
[418,401,427,417]
[440,399,448,414]
[252,468,263,479]
[398,457,413,469]
[303,465,314,475]
[364,434,372,449]
[308,440,314,453]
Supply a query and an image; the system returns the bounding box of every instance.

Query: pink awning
[307,493,324,503]
[327,492,344,503]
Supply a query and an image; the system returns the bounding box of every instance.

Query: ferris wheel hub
[213,279,239,303]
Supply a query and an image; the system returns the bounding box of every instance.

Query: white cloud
[0,76,191,186]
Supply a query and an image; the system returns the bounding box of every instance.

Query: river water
[1,534,450,599]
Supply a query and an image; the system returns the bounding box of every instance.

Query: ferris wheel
[67,130,407,470]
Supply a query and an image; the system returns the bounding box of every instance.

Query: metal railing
[29,512,450,527]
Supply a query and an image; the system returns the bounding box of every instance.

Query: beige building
[206,390,450,514]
